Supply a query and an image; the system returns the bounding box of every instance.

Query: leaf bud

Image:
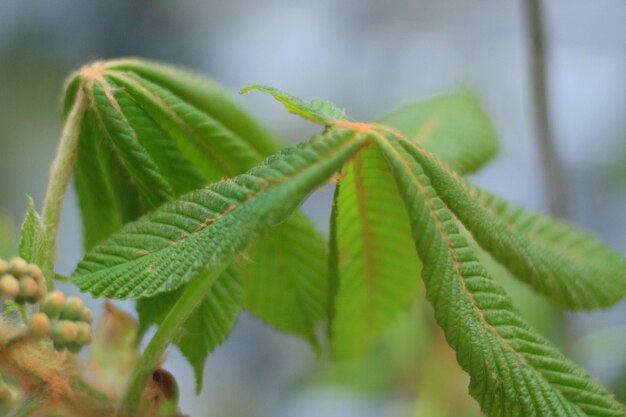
[0,274,19,298]
[19,276,39,303]
[61,296,85,321]
[51,320,78,343]
[30,312,52,339]
[26,264,43,280]
[81,306,94,324]
[7,257,28,277]
[75,322,92,345]
[35,282,47,302]
[41,290,66,318]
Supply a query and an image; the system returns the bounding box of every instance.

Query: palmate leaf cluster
[64,59,626,416]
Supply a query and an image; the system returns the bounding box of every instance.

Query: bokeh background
[0,1,625,416]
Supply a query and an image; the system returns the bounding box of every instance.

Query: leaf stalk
[40,87,87,287]
[119,266,227,416]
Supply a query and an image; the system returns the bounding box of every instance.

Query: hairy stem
[524,0,566,216]
[119,266,227,416]
[40,88,87,288]
[6,390,47,417]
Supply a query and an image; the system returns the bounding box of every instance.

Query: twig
[523,0,567,217]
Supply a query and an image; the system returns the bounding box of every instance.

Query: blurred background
[0,1,625,416]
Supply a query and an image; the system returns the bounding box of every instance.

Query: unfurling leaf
[64,59,339,388]
[330,145,421,359]
[241,84,348,125]
[379,90,497,175]
[371,133,625,417]
[19,195,46,266]
[71,129,364,299]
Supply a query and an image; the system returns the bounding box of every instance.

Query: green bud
[0,274,19,298]
[35,282,47,302]
[75,321,92,345]
[26,264,43,280]
[81,307,94,324]
[30,312,51,339]
[7,257,28,277]
[51,320,78,343]
[41,290,66,318]
[61,296,85,321]
[19,276,39,303]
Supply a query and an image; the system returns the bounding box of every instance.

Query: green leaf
[102,58,282,157]
[375,134,625,417]
[105,72,264,181]
[87,79,175,208]
[330,145,422,359]
[243,211,327,345]
[64,61,340,382]
[399,135,626,310]
[71,129,364,299]
[378,90,498,175]
[111,83,207,196]
[241,85,348,125]
[19,195,46,265]
[74,106,143,249]
[137,266,243,394]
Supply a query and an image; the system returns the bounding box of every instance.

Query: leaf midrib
[376,124,591,258]
[368,130,585,415]
[107,70,255,178]
[80,132,364,280]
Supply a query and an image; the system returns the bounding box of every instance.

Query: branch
[523,0,567,217]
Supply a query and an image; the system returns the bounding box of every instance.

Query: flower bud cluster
[0,257,47,304]
[33,290,93,353]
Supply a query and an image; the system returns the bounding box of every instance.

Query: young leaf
[102,58,281,157]
[397,135,626,310]
[74,110,129,249]
[65,60,333,352]
[111,83,207,196]
[19,195,46,266]
[375,134,625,417]
[379,90,498,175]
[241,85,348,125]
[71,129,364,299]
[137,266,243,394]
[330,145,422,359]
[86,79,176,207]
[105,72,264,181]
[243,212,328,345]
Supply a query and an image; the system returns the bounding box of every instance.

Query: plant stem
[18,306,28,326]
[119,266,227,417]
[523,0,567,217]
[6,390,47,417]
[40,88,87,288]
